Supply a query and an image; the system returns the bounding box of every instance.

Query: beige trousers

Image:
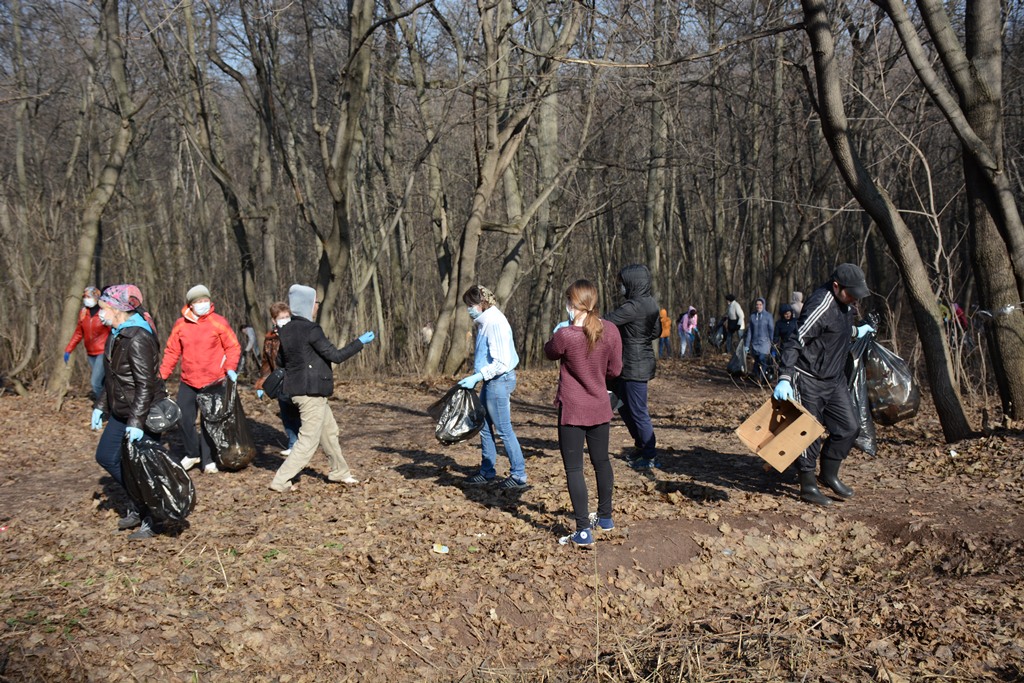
[270,395,352,487]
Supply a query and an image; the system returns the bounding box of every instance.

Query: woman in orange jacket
[159,284,241,474]
[64,286,111,398]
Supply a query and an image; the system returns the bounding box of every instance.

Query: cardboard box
[735,397,825,473]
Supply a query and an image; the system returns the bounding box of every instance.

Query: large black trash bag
[726,341,748,376]
[121,436,196,525]
[196,378,256,470]
[865,340,920,425]
[847,335,878,456]
[427,386,486,444]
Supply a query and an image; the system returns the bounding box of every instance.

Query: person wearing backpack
[774,264,875,507]
[90,285,166,540]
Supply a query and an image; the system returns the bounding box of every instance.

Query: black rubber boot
[799,470,832,507]
[818,459,854,499]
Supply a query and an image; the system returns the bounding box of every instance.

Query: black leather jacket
[277,317,364,397]
[604,264,661,382]
[94,325,164,429]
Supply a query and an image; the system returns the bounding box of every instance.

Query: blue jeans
[658,337,671,358]
[478,371,526,482]
[279,398,301,449]
[95,415,130,486]
[87,354,105,397]
[615,380,656,460]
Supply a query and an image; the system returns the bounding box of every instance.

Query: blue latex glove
[226,369,238,382]
[458,373,483,389]
[773,379,794,401]
[359,331,375,344]
[256,389,265,399]
[126,427,144,443]
[552,321,569,334]
[90,408,104,431]
[856,323,875,338]
[63,352,71,364]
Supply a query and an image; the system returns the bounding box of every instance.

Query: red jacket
[65,307,110,357]
[159,304,241,389]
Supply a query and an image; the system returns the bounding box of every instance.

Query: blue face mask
[467,306,482,320]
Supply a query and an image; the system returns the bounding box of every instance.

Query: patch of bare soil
[1,360,1022,681]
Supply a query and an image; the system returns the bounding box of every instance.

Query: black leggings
[176,382,217,468]
[558,419,612,532]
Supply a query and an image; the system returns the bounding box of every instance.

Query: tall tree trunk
[801,0,972,441]
[48,0,137,393]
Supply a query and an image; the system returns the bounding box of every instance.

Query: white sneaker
[328,473,360,485]
[280,448,292,456]
[204,463,219,474]
[181,457,200,471]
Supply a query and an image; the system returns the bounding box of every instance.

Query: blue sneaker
[588,512,615,531]
[559,528,595,547]
[629,458,655,471]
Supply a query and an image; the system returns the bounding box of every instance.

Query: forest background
[2,0,1022,441]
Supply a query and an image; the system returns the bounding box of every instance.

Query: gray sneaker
[117,511,141,531]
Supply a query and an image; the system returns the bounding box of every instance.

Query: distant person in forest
[90,284,167,540]
[605,265,661,470]
[255,302,301,455]
[545,279,622,547]
[774,263,874,507]
[268,285,374,492]
[458,285,528,490]
[420,321,434,347]
[789,291,804,318]
[159,285,241,475]
[678,307,698,358]
[238,324,257,376]
[658,308,673,358]
[64,286,110,399]
[722,294,745,354]
[747,298,775,381]
[773,304,798,349]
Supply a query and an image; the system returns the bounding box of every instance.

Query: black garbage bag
[865,340,920,425]
[196,378,256,470]
[121,436,196,525]
[847,335,877,456]
[726,341,748,376]
[427,386,486,445]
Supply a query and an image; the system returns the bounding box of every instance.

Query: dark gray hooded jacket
[604,264,661,381]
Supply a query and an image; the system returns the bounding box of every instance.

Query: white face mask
[98,309,114,327]
[619,284,627,297]
[192,301,211,316]
[83,297,97,308]
[275,317,290,327]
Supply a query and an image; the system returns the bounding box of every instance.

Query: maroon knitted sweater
[544,320,623,426]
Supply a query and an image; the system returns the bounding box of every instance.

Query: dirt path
[1,361,1022,681]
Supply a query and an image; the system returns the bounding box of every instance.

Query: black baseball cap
[831,263,870,299]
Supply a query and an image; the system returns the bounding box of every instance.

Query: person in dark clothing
[545,279,623,547]
[90,284,167,540]
[268,285,375,493]
[774,264,874,506]
[604,264,661,469]
[255,302,301,454]
[773,304,799,347]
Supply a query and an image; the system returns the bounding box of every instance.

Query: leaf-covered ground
[1,360,1023,681]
